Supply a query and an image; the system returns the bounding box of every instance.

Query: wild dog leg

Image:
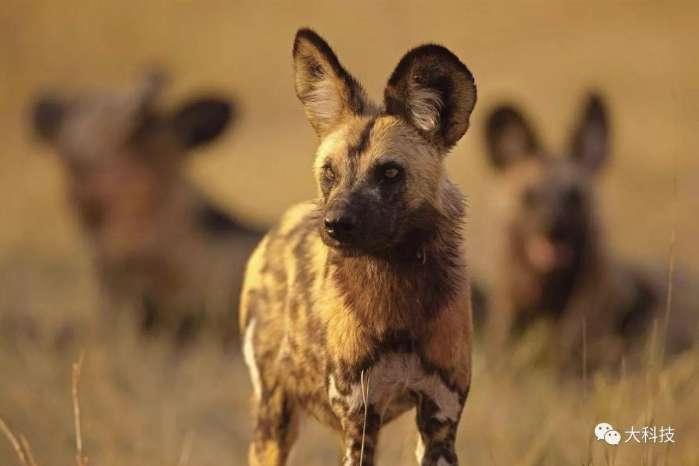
[338,406,381,466]
[414,391,465,466]
[249,387,299,466]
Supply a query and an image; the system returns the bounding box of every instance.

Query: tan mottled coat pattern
[241,29,477,466]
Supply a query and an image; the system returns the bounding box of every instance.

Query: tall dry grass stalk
[1,354,88,466]
[177,431,197,466]
[0,417,30,466]
[19,435,38,466]
[660,148,678,364]
[72,352,87,466]
[359,369,370,466]
[582,317,588,397]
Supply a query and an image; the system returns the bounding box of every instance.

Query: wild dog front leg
[329,373,381,466]
[414,385,466,466]
[249,386,299,466]
[338,407,381,466]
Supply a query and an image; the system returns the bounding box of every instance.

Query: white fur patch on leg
[341,447,353,466]
[243,318,262,399]
[415,435,426,463]
[425,382,461,422]
[328,374,364,413]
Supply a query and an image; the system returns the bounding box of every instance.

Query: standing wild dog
[481,94,685,369]
[32,73,261,346]
[240,29,476,466]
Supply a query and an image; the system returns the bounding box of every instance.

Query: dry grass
[0,418,30,466]
[1,1,699,465]
[72,353,87,466]
[0,262,696,465]
[1,353,86,466]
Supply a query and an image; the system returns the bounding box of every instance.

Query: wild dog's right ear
[484,105,540,170]
[384,44,476,152]
[32,94,68,143]
[293,28,371,137]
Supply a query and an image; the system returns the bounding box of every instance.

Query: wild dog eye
[379,163,403,183]
[384,168,399,179]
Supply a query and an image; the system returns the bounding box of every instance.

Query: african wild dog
[32,73,261,345]
[240,29,476,466]
[482,94,696,369]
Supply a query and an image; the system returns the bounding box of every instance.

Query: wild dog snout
[323,199,357,243]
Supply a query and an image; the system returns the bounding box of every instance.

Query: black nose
[324,211,357,242]
[548,221,569,242]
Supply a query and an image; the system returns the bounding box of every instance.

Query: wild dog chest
[326,351,463,426]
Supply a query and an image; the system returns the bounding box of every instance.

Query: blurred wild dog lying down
[241,29,476,466]
[32,73,261,346]
[483,94,697,370]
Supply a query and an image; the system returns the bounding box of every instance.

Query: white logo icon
[604,430,621,445]
[594,422,613,440]
[594,422,620,445]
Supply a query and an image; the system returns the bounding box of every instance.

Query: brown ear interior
[293,28,371,137]
[384,44,476,151]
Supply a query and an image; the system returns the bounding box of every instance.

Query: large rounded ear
[384,44,476,152]
[293,28,372,138]
[484,105,540,170]
[32,94,67,143]
[171,97,234,149]
[569,93,609,173]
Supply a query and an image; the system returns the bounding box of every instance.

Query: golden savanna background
[1,1,698,465]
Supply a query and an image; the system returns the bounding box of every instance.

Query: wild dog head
[484,94,610,275]
[293,29,476,256]
[31,72,233,259]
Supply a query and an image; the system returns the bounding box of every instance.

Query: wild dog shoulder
[241,202,317,287]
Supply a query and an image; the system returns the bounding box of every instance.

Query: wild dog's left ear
[569,93,609,173]
[384,45,477,152]
[32,94,68,144]
[293,28,372,137]
[170,97,234,149]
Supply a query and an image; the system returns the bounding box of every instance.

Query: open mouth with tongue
[526,233,577,273]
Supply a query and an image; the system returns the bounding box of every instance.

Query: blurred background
[1,1,698,465]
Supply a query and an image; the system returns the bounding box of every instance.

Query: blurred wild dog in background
[240,29,476,466]
[482,94,697,370]
[31,73,261,347]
